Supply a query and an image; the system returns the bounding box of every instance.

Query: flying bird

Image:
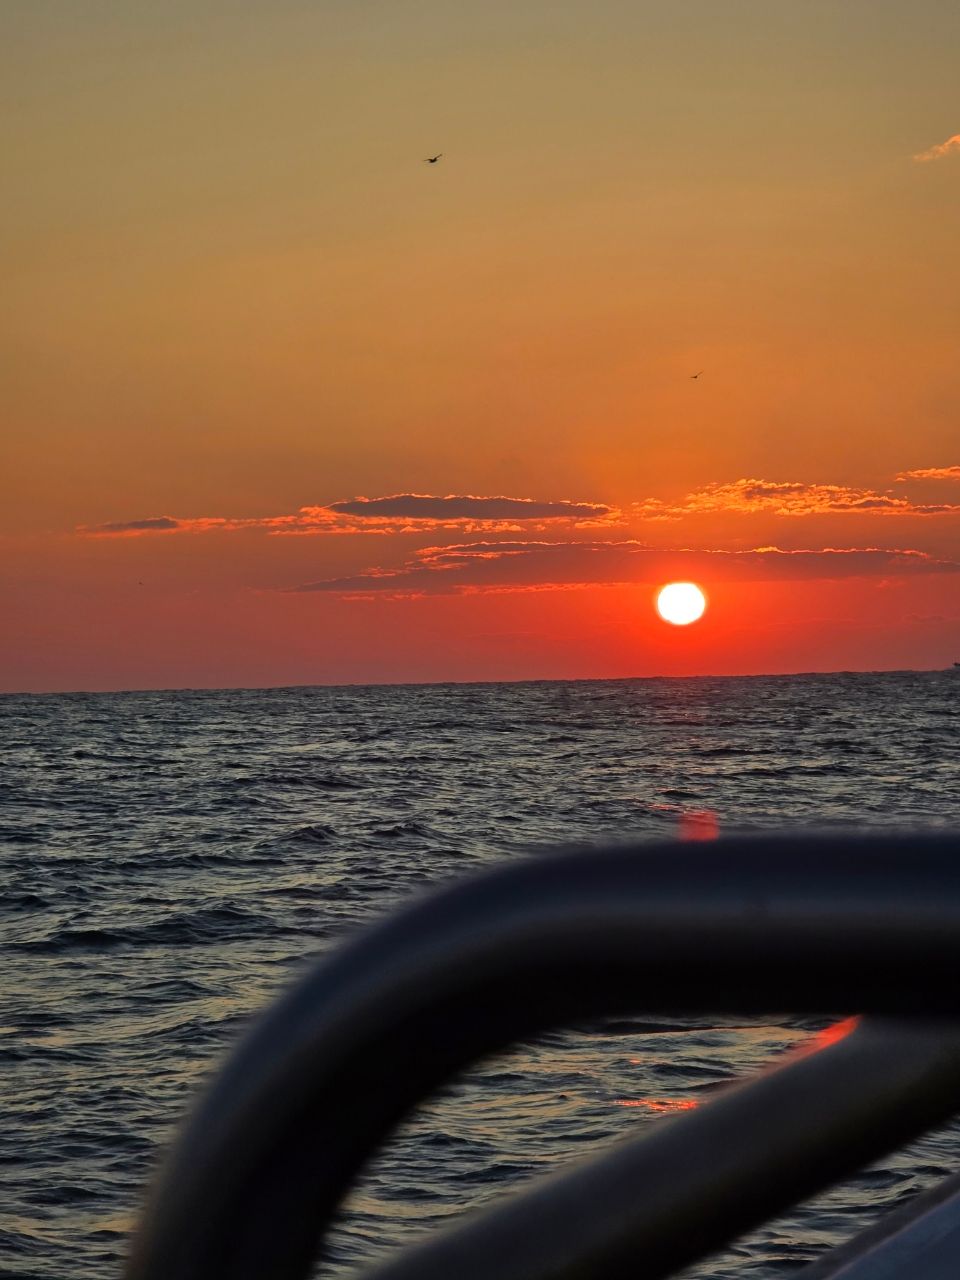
[423,153,443,164]
[690,371,703,380]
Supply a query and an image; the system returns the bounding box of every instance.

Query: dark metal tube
[364,1020,960,1280]
[797,1169,960,1280]
[124,832,960,1280]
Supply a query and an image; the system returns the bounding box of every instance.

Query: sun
[656,582,707,626]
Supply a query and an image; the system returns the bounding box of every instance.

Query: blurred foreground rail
[125,832,960,1280]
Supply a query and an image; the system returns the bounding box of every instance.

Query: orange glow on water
[785,1017,861,1063]
[810,1016,861,1049]
[678,809,720,841]
[613,1097,699,1112]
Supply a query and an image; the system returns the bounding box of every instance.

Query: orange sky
[2,2,959,691]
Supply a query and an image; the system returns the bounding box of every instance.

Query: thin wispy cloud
[87,516,182,534]
[913,133,960,162]
[294,541,959,598]
[896,466,960,481]
[634,478,960,520]
[80,495,620,537]
[81,514,276,537]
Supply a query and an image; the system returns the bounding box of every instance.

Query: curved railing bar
[796,1167,960,1279]
[125,832,960,1280]
[363,1019,960,1280]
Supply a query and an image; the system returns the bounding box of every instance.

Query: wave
[288,822,339,844]
[16,903,274,953]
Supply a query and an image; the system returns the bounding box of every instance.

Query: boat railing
[124,831,960,1280]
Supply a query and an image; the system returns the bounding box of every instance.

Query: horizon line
[1,664,953,699]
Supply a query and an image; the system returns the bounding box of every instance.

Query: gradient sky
[2,0,959,691]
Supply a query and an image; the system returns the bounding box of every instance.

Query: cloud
[83,516,181,535]
[327,495,614,521]
[634,478,960,520]
[294,540,960,597]
[913,134,960,162]
[78,475,960,546]
[896,466,960,481]
[79,495,619,537]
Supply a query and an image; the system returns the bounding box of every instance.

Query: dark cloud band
[327,495,614,520]
[88,517,181,533]
[295,541,960,596]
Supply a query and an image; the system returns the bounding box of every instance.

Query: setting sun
[656,582,707,627]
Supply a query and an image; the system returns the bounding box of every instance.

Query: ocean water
[2,671,959,1280]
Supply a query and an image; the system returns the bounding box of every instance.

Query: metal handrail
[797,1168,960,1279]
[125,832,960,1280]
[365,1020,960,1280]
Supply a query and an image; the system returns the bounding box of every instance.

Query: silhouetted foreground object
[125,833,960,1280]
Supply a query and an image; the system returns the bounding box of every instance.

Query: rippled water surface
[2,672,959,1279]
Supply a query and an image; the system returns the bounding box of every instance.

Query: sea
[2,670,959,1280]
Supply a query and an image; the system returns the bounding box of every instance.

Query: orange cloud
[78,476,960,542]
[294,540,960,597]
[913,133,960,162]
[79,473,960,541]
[80,495,620,537]
[896,466,960,481]
[634,478,960,520]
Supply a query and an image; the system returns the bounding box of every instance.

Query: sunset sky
[3,1,959,691]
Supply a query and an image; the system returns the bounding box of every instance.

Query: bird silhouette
[690,371,703,379]
[424,153,443,164]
